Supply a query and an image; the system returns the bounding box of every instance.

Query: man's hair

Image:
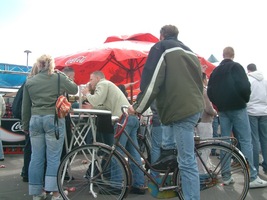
[223,46,235,59]
[247,63,257,72]
[118,84,128,97]
[63,66,74,75]
[160,25,179,39]
[92,71,105,79]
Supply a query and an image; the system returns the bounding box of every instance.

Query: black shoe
[151,149,177,170]
[130,186,146,195]
[0,158,4,161]
[99,185,121,195]
[64,174,75,181]
[210,152,220,156]
[22,177,29,182]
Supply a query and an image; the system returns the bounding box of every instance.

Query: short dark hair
[247,63,257,72]
[160,25,179,39]
[118,84,128,97]
[62,66,74,74]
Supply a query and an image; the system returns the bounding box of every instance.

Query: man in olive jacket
[129,25,204,200]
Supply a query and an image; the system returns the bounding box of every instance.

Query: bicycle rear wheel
[175,141,249,200]
[57,144,130,200]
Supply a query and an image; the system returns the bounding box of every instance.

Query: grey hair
[91,71,105,79]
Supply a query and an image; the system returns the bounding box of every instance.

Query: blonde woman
[22,54,78,200]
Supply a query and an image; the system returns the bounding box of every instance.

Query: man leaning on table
[81,70,146,195]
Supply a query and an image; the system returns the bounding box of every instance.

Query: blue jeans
[111,115,145,188]
[219,108,257,181]
[150,125,162,177]
[249,115,267,173]
[212,116,220,138]
[29,115,65,195]
[162,113,201,200]
[211,116,219,154]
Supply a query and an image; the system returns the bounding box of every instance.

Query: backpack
[55,95,71,118]
[12,82,25,119]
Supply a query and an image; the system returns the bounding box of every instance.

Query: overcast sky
[1,0,266,77]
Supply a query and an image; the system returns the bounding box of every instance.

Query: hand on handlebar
[127,105,136,115]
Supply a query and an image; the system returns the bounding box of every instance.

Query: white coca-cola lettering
[65,56,86,65]
[11,121,23,132]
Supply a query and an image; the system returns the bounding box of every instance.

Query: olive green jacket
[22,70,78,130]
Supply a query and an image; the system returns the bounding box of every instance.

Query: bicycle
[57,106,250,200]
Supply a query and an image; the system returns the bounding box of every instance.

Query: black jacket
[207,59,251,111]
[12,82,25,119]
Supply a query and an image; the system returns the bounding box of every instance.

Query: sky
[1,0,267,77]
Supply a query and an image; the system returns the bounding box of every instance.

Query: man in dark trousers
[60,67,75,160]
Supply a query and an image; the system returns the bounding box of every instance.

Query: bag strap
[54,73,60,140]
[57,73,60,97]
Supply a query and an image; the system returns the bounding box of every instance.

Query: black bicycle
[57,106,249,200]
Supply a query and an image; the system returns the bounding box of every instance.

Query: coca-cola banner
[0,119,25,144]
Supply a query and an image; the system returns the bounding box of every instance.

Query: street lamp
[24,50,32,67]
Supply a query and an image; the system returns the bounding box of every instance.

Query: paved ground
[0,154,267,200]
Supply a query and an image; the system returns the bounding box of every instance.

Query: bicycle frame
[105,107,247,193]
[104,108,179,191]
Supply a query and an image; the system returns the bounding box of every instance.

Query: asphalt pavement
[0,154,267,200]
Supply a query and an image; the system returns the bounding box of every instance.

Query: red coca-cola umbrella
[55,33,158,85]
[197,55,216,77]
[55,33,215,102]
[55,33,159,102]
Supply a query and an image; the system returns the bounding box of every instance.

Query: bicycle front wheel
[175,141,249,200]
[57,144,130,200]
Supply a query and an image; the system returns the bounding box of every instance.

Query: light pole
[24,50,32,67]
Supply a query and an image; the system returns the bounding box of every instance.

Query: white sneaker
[51,190,68,200]
[33,192,47,200]
[51,195,63,200]
[250,176,267,188]
[223,177,235,185]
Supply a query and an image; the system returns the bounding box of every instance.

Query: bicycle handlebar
[114,105,129,139]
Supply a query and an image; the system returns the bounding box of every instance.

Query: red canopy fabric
[55,40,157,86]
[55,33,160,96]
[104,33,159,43]
[197,55,216,77]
